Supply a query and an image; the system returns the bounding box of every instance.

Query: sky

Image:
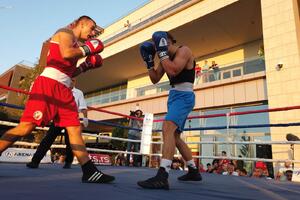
[0,0,150,74]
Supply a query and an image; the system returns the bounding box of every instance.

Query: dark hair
[135,109,143,114]
[166,32,176,44]
[77,15,96,25]
[240,168,247,175]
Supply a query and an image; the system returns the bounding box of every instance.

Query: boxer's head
[166,32,176,45]
[73,16,103,40]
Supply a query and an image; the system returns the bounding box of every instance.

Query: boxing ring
[1,85,300,200]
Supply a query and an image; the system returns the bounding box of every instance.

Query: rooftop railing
[102,0,192,45]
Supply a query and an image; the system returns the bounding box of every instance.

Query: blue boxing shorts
[165,89,195,133]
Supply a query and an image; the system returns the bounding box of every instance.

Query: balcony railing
[86,57,265,106]
[102,0,192,44]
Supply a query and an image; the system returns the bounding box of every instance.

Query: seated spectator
[206,163,212,172]
[255,161,270,178]
[251,167,263,178]
[239,168,248,176]
[220,163,228,175]
[222,163,239,176]
[276,161,293,180]
[171,157,183,170]
[285,170,293,181]
[219,151,230,169]
[199,163,206,173]
[210,159,220,173]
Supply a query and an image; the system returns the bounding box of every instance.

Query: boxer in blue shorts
[137,31,202,190]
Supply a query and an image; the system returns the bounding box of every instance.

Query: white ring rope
[2,120,300,163]
[83,133,141,143]
[151,141,300,145]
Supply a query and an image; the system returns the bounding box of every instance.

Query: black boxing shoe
[26,161,39,169]
[137,167,169,190]
[177,166,202,181]
[82,171,115,184]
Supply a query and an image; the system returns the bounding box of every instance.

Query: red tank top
[46,41,78,78]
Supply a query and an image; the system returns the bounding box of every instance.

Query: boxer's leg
[175,133,202,181]
[66,126,115,183]
[0,122,36,154]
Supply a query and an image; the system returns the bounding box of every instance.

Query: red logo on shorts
[33,111,43,120]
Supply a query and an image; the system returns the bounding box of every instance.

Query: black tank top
[168,46,195,86]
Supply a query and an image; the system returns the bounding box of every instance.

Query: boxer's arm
[56,31,85,59]
[160,47,191,77]
[148,63,165,84]
[72,67,82,77]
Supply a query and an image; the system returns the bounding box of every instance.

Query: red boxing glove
[79,54,103,73]
[80,39,104,56]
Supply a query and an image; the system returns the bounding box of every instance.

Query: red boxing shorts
[21,76,80,127]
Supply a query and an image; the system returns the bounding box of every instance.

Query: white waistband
[170,82,194,92]
[40,67,71,88]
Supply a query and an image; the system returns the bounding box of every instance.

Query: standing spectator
[201,60,210,83]
[126,109,143,166]
[194,64,201,85]
[211,61,220,81]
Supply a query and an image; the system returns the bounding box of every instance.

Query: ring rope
[3,85,300,123]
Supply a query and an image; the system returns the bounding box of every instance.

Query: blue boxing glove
[139,41,156,70]
[152,31,169,61]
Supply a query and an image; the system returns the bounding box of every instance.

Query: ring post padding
[140,113,153,154]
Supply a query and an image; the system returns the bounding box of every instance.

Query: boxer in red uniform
[0,16,114,183]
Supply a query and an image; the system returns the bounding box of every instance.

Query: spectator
[171,158,183,170]
[219,151,230,168]
[126,109,143,166]
[201,60,210,83]
[251,167,263,178]
[209,159,219,173]
[206,163,212,172]
[194,64,202,85]
[115,153,126,166]
[210,61,220,81]
[223,163,238,176]
[239,168,248,176]
[198,163,206,173]
[124,20,131,28]
[285,170,293,181]
[276,161,293,181]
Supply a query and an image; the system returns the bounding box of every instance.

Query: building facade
[37,0,300,168]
